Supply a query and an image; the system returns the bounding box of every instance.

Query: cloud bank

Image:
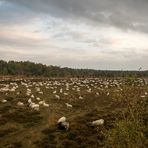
[0,0,148,70]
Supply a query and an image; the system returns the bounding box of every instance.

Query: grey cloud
[1,0,148,70]
[0,36,48,49]
[2,0,148,33]
[0,1,37,25]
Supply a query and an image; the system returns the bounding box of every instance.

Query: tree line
[0,60,148,77]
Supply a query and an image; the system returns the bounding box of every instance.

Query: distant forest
[0,60,148,77]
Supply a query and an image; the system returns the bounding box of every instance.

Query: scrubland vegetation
[0,76,147,148]
[0,60,148,77]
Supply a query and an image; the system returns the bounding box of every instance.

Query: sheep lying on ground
[36,97,40,101]
[17,101,24,107]
[1,99,7,103]
[91,119,104,126]
[79,96,83,99]
[57,116,69,131]
[58,116,66,123]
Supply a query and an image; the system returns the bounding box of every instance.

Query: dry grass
[0,77,147,148]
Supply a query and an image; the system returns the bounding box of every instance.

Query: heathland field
[0,77,148,148]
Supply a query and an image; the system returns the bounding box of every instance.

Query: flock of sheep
[0,77,147,131]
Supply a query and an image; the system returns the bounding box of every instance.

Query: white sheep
[1,99,7,103]
[53,90,56,94]
[36,97,41,101]
[64,92,68,96]
[39,100,45,105]
[96,92,99,96]
[16,92,20,95]
[30,103,40,111]
[36,87,40,92]
[87,88,91,93]
[17,101,24,106]
[57,116,69,131]
[79,96,83,100]
[43,102,49,107]
[60,88,63,93]
[55,95,60,99]
[91,119,104,126]
[31,94,34,98]
[39,91,43,94]
[57,116,66,124]
[28,98,32,104]
[65,103,72,108]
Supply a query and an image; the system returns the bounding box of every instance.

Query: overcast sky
[0,0,148,70]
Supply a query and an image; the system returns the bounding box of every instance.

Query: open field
[0,77,148,148]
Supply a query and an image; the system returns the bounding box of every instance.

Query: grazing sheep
[36,97,41,101]
[1,99,7,103]
[30,103,40,111]
[17,101,24,106]
[55,95,60,99]
[91,119,104,126]
[31,94,35,98]
[57,116,69,131]
[87,88,91,93]
[16,92,20,95]
[43,102,49,107]
[96,92,99,96]
[10,87,16,92]
[53,90,56,94]
[28,98,32,104]
[64,92,68,96]
[39,91,43,94]
[65,103,72,108]
[39,100,45,105]
[77,88,80,92]
[36,87,40,92]
[57,116,66,123]
[60,88,63,93]
[79,96,83,100]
